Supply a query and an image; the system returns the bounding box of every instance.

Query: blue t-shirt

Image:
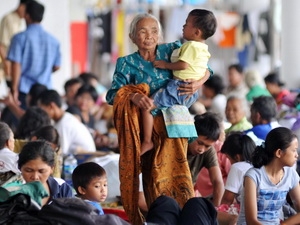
[85,200,104,215]
[7,24,61,94]
[245,124,273,140]
[237,166,299,225]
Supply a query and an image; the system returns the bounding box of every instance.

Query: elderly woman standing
[106,13,206,224]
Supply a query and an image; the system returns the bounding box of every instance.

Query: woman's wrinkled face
[132,18,159,52]
[21,157,53,185]
[225,98,245,125]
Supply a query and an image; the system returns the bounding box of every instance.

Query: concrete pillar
[281,0,300,89]
[42,0,71,94]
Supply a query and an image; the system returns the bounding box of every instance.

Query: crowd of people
[1,1,300,225]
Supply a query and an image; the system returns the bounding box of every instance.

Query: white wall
[281,0,300,89]
[0,0,71,95]
[0,1,18,16]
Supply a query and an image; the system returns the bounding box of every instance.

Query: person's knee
[146,195,181,225]
[181,197,218,225]
[148,195,179,212]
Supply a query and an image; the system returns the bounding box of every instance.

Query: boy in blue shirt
[72,162,107,215]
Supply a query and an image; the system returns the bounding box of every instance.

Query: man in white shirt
[37,89,96,155]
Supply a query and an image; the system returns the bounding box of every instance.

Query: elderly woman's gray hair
[0,122,12,149]
[129,13,163,43]
[226,95,250,117]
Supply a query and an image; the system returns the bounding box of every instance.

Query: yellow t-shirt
[171,41,210,80]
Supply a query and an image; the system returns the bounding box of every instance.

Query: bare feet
[140,141,154,156]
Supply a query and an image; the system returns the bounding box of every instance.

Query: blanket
[161,105,197,138]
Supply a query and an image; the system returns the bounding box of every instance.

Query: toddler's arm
[153,60,188,71]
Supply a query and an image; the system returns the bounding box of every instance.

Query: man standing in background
[7,0,61,109]
[0,0,32,84]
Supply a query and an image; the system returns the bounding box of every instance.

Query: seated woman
[78,72,107,106]
[66,84,116,150]
[225,96,252,134]
[0,122,20,186]
[237,127,300,224]
[29,125,62,178]
[17,140,73,206]
[66,84,98,130]
[264,71,290,110]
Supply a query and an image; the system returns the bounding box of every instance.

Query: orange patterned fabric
[113,83,194,225]
[113,84,146,225]
[141,114,194,208]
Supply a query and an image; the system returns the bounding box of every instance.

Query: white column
[41,0,71,95]
[281,0,300,89]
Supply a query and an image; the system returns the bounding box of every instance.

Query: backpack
[0,194,131,225]
[0,193,49,225]
[93,214,131,225]
[38,197,100,225]
[38,197,131,225]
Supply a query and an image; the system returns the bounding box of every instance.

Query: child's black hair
[264,72,285,87]
[221,132,256,163]
[194,112,221,141]
[188,9,217,40]
[252,127,297,168]
[72,162,106,196]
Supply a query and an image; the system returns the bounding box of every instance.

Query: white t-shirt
[0,147,20,174]
[225,161,252,203]
[55,112,96,155]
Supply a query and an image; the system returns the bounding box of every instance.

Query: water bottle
[63,154,77,187]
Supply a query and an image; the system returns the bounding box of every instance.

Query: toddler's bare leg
[141,109,154,156]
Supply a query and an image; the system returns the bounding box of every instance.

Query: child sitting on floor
[72,162,108,215]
